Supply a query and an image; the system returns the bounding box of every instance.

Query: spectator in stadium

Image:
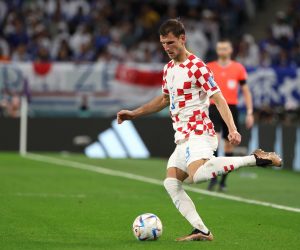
[11,44,30,62]
[272,49,293,68]
[271,11,294,40]
[5,19,29,50]
[236,34,259,67]
[55,39,74,61]
[70,24,92,56]
[185,18,209,60]
[259,49,272,67]
[94,25,112,52]
[35,46,51,62]
[61,0,91,21]
[259,28,281,62]
[96,46,113,62]
[106,35,127,62]
[74,42,95,62]
[119,21,138,49]
[216,0,240,37]
[69,6,91,28]
[139,4,160,32]
[200,9,220,61]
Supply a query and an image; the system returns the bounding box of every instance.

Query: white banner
[1,62,300,116]
[0,62,163,116]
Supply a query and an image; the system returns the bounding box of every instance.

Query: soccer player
[207,39,254,192]
[117,19,281,241]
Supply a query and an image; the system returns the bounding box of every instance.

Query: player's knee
[163,178,181,194]
[163,177,175,190]
[187,161,206,181]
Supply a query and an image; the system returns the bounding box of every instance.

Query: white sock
[193,156,256,183]
[163,177,209,233]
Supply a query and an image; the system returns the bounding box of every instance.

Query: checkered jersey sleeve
[194,61,220,97]
[162,66,169,95]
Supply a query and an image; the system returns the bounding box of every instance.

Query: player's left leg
[191,149,282,184]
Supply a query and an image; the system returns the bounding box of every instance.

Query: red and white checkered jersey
[162,54,220,143]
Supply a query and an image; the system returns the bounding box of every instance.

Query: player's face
[216,42,233,59]
[160,33,185,60]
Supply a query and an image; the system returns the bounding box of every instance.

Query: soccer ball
[132,213,163,241]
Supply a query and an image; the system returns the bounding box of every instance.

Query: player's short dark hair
[159,19,185,37]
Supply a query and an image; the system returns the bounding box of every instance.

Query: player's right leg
[164,167,213,241]
[163,145,213,241]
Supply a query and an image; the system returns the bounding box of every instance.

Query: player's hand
[117,110,136,124]
[228,130,241,145]
[245,113,254,129]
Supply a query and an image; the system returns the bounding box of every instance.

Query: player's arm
[117,94,170,124]
[210,92,241,145]
[241,83,254,129]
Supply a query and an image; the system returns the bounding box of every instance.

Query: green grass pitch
[1,152,300,250]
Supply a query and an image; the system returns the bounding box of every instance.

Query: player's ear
[179,34,186,44]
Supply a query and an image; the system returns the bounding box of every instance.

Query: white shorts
[167,134,218,173]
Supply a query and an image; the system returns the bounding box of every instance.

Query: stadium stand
[2,0,298,66]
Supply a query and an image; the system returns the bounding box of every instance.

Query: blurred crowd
[0,0,299,67]
[235,1,300,68]
[0,0,270,64]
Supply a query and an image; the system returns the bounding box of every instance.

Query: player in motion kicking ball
[117,19,281,242]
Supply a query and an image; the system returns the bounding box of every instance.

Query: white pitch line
[24,153,300,213]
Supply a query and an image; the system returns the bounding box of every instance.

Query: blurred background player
[207,39,254,192]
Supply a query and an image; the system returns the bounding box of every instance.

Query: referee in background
[207,39,254,191]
